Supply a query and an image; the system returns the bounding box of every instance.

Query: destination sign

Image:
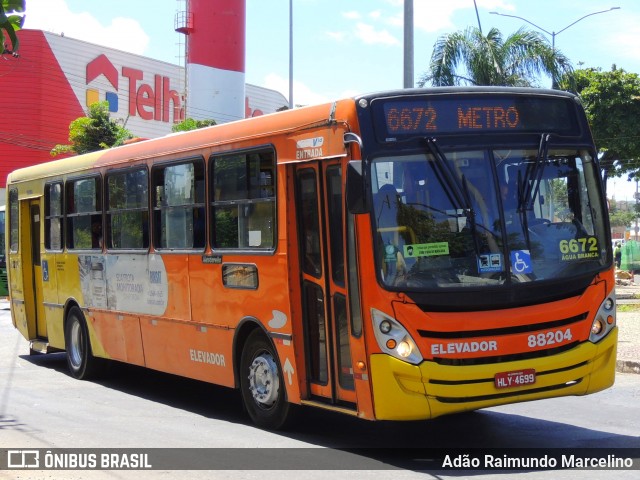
[373,95,578,140]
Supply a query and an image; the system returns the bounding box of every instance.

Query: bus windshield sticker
[559,237,599,261]
[510,250,533,274]
[404,242,449,258]
[477,253,503,273]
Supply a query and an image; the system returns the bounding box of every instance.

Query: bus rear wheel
[240,329,291,430]
[65,306,104,380]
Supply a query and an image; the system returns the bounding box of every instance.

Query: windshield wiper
[519,133,551,212]
[423,137,482,254]
[515,134,551,256]
[424,137,473,213]
[517,169,533,251]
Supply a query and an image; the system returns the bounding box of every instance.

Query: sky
[21,0,640,198]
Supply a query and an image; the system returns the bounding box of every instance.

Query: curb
[616,294,638,301]
[616,360,640,375]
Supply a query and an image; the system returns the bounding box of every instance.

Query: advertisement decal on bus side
[79,254,168,315]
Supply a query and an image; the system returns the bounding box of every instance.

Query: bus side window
[66,176,102,250]
[106,168,149,250]
[8,189,19,252]
[91,215,102,248]
[211,149,276,250]
[152,159,205,250]
[45,182,64,251]
[193,207,205,248]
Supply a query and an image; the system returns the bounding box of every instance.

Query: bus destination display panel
[373,96,579,141]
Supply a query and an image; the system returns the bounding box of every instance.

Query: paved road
[1,299,639,480]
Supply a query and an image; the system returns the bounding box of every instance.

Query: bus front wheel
[239,329,292,430]
[64,306,104,380]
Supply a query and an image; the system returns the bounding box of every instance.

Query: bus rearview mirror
[346,160,368,214]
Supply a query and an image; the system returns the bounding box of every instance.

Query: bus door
[295,161,356,407]
[21,199,47,339]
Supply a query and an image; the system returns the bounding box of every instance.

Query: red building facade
[0,28,287,197]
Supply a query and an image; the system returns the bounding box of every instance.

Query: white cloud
[354,23,400,46]
[410,0,514,33]
[478,0,516,11]
[326,31,347,42]
[263,73,330,107]
[342,11,361,20]
[328,9,401,46]
[24,0,149,55]
[338,88,361,100]
[600,15,640,64]
[337,0,515,44]
[385,12,403,28]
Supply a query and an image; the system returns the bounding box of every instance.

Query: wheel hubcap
[69,320,83,369]
[247,353,279,408]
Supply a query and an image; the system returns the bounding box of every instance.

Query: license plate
[494,369,536,389]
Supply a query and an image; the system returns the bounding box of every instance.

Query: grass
[617,304,640,312]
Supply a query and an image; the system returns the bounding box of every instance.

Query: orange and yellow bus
[6,87,617,429]
[0,205,7,296]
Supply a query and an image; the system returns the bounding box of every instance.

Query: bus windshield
[371,146,608,290]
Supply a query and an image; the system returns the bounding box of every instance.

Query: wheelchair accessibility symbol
[42,260,49,282]
[510,250,533,274]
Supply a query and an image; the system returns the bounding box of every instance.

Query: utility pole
[473,0,482,33]
[289,0,294,108]
[403,0,413,88]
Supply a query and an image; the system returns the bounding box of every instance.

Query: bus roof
[7,86,583,186]
[6,97,354,185]
[356,86,580,102]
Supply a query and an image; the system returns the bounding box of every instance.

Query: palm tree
[419,26,573,89]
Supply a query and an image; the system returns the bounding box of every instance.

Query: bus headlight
[371,308,423,365]
[589,296,616,343]
[396,340,413,358]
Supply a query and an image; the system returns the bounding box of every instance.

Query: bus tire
[239,329,291,430]
[64,306,104,380]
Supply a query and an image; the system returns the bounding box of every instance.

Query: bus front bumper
[369,327,618,421]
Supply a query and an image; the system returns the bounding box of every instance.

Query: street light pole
[489,7,620,52]
[489,7,619,88]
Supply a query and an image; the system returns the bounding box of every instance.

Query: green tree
[171,118,216,133]
[566,66,640,192]
[0,0,24,56]
[608,198,636,228]
[51,101,132,157]
[420,26,573,88]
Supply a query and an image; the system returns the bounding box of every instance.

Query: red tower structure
[176,0,246,123]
